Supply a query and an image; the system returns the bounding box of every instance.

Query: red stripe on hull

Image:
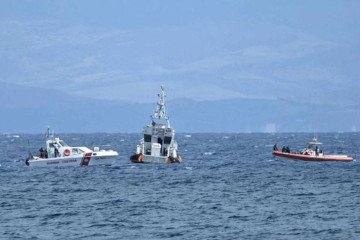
[80,152,92,166]
[273,151,353,162]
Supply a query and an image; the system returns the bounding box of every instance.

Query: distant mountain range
[0,82,358,133]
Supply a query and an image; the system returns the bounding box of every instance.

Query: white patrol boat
[26,128,119,167]
[130,86,182,163]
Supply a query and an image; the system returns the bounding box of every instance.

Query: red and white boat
[273,138,353,162]
[26,128,119,167]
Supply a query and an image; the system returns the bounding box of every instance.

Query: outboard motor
[25,152,33,166]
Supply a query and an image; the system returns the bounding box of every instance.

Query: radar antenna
[152,86,170,127]
[45,126,54,140]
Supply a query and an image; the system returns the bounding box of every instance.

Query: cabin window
[144,134,152,142]
[164,136,172,144]
[71,148,84,154]
[59,140,68,147]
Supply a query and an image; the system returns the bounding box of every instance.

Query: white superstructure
[130,86,182,163]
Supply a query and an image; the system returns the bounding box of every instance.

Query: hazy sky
[1,0,359,105]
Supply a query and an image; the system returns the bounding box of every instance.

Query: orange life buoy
[64,148,71,156]
[137,154,143,163]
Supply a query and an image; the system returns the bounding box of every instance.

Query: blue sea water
[1,133,360,239]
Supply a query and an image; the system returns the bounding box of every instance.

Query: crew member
[273,144,278,151]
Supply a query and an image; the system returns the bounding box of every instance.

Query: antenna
[45,126,55,140]
[25,138,34,165]
[313,128,318,141]
[27,139,31,155]
[152,86,170,127]
[45,126,50,139]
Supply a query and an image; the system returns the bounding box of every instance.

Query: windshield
[58,140,69,147]
[71,148,85,154]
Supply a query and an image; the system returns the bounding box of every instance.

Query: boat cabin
[45,137,69,158]
[307,138,322,150]
[137,86,178,159]
[41,128,90,158]
[142,124,175,157]
[301,138,323,156]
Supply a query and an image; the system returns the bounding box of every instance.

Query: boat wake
[204,152,214,156]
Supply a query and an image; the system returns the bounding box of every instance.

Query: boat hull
[27,151,118,167]
[130,154,182,164]
[27,156,83,167]
[89,151,118,166]
[273,150,353,162]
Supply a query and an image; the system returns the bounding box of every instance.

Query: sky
[0,1,359,132]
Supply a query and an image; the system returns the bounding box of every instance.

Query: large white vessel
[26,128,119,167]
[130,86,182,163]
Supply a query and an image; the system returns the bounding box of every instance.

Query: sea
[1,132,360,239]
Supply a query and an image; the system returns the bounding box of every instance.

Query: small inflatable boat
[273,138,353,162]
[273,150,353,162]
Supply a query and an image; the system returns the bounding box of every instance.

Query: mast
[45,127,54,140]
[151,86,170,127]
